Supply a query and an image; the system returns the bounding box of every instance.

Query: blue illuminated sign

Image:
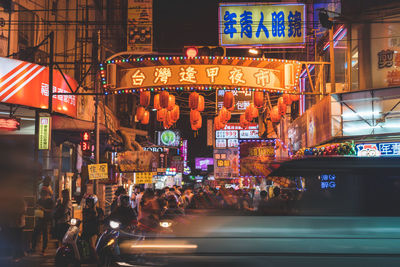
[320,174,336,189]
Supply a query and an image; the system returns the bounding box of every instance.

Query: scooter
[55,218,92,267]
[96,219,173,267]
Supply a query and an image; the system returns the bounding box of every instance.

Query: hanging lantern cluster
[153,91,180,129]
[294,142,356,158]
[270,93,300,123]
[214,91,234,130]
[136,91,151,124]
[189,92,204,131]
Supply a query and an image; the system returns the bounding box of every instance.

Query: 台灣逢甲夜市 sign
[219,3,306,47]
[117,58,301,92]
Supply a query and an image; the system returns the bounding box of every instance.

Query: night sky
[153,0,223,173]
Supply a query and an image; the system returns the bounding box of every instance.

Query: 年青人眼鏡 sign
[219,3,305,47]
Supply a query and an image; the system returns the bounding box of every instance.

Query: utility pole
[329,27,336,93]
[94,30,101,194]
[48,32,54,113]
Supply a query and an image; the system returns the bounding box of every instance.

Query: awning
[269,156,400,177]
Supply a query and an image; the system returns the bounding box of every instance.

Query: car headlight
[159,221,172,228]
[110,220,121,229]
[70,218,77,226]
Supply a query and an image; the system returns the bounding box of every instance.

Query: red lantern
[219,107,230,123]
[283,94,292,105]
[190,109,200,123]
[141,110,150,124]
[157,108,167,122]
[154,94,161,110]
[140,91,151,107]
[249,103,259,118]
[192,114,202,130]
[214,116,221,131]
[240,114,249,129]
[189,92,199,110]
[278,97,286,116]
[171,105,180,122]
[167,95,175,111]
[197,95,204,112]
[270,106,281,122]
[223,91,234,109]
[291,94,300,102]
[254,91,264,108]
[160,91,170,109]
[245,106,253,122]
[136,106,145,121]
[163,119,170,129]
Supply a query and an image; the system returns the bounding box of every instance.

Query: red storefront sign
[0,57,78,118]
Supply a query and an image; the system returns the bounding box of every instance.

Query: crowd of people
[2,177,298,262]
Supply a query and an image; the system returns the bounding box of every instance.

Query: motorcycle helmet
[85,194,98,208]
[119,194,131,208]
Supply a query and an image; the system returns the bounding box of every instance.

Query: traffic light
[184,46,226,58]
[81,131,91,154]
[319,10,333,29]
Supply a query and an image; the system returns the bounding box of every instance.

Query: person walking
[53,189,72,246]
[30,189,54,255]
[82,194,103,259]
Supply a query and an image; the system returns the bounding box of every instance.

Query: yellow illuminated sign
[88,163,108,180]
[219,3,306,47]
[38,116,51,150]
[135,172,156,184]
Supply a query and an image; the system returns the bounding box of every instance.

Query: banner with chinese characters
[117,150,155,172]
[0,57,78,117]
[127,0,153,54]
[118,62,298,91]
[371,16,400,88]
[215,123,259,149]
[217,90,253,113]
[219,3,306,47]
[88,163,109,180]
[239,139,278,177]
[38,116,51,150]
[134,172,156,184]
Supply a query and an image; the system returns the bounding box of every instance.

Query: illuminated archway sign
[102,57,301,94]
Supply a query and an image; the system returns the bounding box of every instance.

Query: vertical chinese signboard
[38,116,51,150]
[127,0,153,54]
[219,3,306,47]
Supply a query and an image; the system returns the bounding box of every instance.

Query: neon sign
[0,117,20,131]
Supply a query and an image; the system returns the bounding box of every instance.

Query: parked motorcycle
[55,218,92,267]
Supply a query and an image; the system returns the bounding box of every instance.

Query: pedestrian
[53,189,72,246]
[82,194,103,259]
[138,189,160,232]
[110,186,126,213]
[8,195,26,262]
[39,176,53,199]
[134,187,144,213]
[257,190,269,215]
[30,189,54,255]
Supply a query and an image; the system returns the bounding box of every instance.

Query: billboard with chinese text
[219,3,306,47]
[216,89,253,113]
[0,57,78,117]
[214,148,239,179]
[239,139,278,177]
[215,123,259,149]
